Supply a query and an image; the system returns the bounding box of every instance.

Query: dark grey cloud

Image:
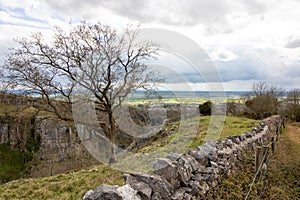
[210,46,267,82]
[213,46,300,85]
[151,46,267,84]
[285,59,300,78]
[42,0,267,34]
[286,38,300,48]
[100,0,266,23]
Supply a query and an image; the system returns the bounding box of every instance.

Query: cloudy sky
[0,0,299,91]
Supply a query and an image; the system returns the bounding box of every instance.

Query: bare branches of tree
[286,88,300,121]
[287,88,300,105]
[252,81,269,97]
[247,82,286,119]
[252,81,285,98]
[2,22,162,162]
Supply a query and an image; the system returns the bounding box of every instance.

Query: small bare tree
[3,22,161,162]
[252,81,269,97]
[248,82,285,119]
[253,81,285,98]
[287,88,300,104]
[286,88,300,121]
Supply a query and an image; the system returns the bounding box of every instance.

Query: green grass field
[134,115,257,152]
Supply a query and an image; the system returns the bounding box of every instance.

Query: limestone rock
[171,187,191,200]
[83,184,141,200]
[117,184,141,200]
[82,190,94,200]
[177,156,193,186]
[124,174,152,200]
[180,154,201,172]
[196,145,218,162]
[126,173,173,199]
[151,192,162,200]
[154,158,180,189]
[166,153,181,161]
[188,149,210,167]
[83,184,122,200]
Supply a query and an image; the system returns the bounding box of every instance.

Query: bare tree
[252,81,269,97]
[286,88,300,121]
[253,81,285,98]
[248,82,285,119]
[287,88,300,104]
[2,22,161,162]
[247,95,277,119]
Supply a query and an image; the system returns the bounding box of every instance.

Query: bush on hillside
[199,101,212,116]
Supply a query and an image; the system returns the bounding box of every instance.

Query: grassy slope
[0,144,26,184]
[0,165,124,200]
[111,116,258,173]
[204,122,300,199]
[0,116,259,200]
[0,103,37,117]
[137,116,257,153]
[263,123,300,199]
[0,103,39,184]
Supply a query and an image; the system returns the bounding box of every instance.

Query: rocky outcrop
[0,115,99,178]
[0,115,38,151]
[82,115,283,200]
[29,118,99,177]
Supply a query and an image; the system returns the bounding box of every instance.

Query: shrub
[199,101,212,116]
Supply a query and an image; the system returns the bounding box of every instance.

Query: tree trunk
[108,111,117,164]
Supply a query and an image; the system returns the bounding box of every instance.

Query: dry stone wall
[82,115,283,200]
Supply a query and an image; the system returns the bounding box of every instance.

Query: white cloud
[209,48,238,62]
[0,24,50,63]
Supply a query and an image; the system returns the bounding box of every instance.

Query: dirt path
[286,123,300,145]
[261,122,300,199]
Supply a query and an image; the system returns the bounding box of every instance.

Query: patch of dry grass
[0,103,37,117]
[0,165,124,200]
[204,122,300,199]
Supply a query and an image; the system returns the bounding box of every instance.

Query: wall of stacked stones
[83,115,283,200]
